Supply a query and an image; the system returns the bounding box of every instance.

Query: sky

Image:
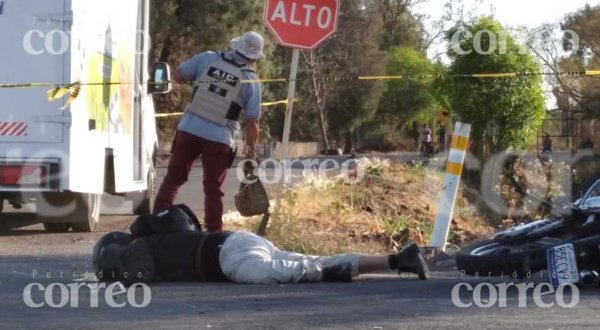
[413,0,600,109]
[414,0,599,29]
[413,0,600,61]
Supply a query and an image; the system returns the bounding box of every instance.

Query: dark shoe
[322,262,353,282]
[396,243,428,280]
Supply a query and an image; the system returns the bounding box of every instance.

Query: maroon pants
[154,131,231,232]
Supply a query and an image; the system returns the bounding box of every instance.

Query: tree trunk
[306,50,330,152]
[159,36,173,63]
[318,106,329,152]
[344,130,353,154]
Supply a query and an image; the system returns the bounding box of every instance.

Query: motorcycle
[456,177,600,287]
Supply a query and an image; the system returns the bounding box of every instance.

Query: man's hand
[244,118,259,159]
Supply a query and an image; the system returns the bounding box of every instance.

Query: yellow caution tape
[63,82,81,109]
[0,82,54,88]
[0,69,596,91]
[471,72,517,78]
[358,75,404,81]
[0,69,597,108]
[241,78,287,84]
[154,112,183,118]
[260,99,289,107]
[154,99,292,118]
[47,81,81,109]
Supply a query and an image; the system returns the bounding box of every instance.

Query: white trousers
[219,231,360,284]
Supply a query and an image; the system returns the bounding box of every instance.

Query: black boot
[322,262,353,282]
[395,243,428,280]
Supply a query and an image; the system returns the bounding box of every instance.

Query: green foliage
[360,46,441,150]
[149,0,279,142]
[445,17,545,156]
[380,0,426,50]
[559,5,600,118]
[380,47,439,122]
[149,0,430,150]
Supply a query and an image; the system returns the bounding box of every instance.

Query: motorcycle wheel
[456,237,562,276]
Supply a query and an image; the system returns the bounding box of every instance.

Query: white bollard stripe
[430,122,471,250]
[447,149,466,165]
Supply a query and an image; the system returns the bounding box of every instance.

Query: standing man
[542,134,553,154]
[420,124,432,155]
[154,31,265,232]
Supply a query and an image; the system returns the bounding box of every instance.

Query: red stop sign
[264,0,340,49]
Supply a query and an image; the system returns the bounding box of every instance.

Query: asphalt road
[1,156,600,329]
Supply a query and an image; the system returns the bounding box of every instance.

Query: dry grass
[226,162,493,255]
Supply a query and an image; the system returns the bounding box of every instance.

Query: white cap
[230,31,265,60]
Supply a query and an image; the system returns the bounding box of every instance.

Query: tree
[359,47,438,150]
[322,0,387,153]
[379,47,438,121]
[150,0,265,63]
[302,50,332,150]
[266,0,388,152]
[149,0,279,142]
[445,17,545,157]
[560,6,600,117]
[526,5,600,147]
[380,0,427,51]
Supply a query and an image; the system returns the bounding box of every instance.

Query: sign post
[280,48,300,161]
[263,0,340,217]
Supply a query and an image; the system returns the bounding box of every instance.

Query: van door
[132,0,146,182]
[0,0,68,144]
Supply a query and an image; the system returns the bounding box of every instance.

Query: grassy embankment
[226,158,493,255]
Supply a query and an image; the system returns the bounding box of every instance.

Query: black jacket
[117,231,231,285]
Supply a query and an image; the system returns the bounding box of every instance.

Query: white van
[0,0,170,231]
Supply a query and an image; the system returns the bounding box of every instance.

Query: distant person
[437,125,447,153]
[542,134,553,154]
[420,124,432,155]
[153,31,265,232]
[92,206,428,285]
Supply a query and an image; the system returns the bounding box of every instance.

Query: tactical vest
[186,52,255,126]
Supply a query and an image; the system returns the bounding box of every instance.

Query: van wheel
[43,222,70,232]
[132,171,155,215]
[38,192,101,233]
[71,194,101,232]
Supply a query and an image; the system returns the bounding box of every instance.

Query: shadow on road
[0,213,38,233]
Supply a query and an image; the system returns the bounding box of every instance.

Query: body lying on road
[92,205,428,285]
